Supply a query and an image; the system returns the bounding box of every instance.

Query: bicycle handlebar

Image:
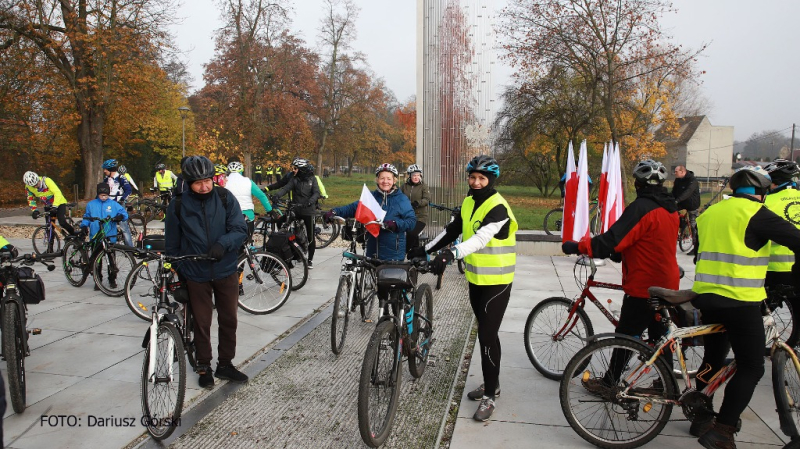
[342,251,431,272]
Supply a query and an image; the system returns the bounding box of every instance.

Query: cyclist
[102,159,133,246]
[400,164,430,251]
[254,163,263,185]
[118,165,139,193]
[23,171,76,237]
[164,156,248,389]
[672,165,701,255]
[272,158,321,268]
[225,161,279,234]
[561,160,680,398]
[81,183,128,289]
[690,166,800,448]
[265,158,300,192]
[406,155,515,422]
[213,164,229,187]
[764,159,800,313]
[153,163,177,202]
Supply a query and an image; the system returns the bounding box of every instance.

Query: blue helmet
[466,155,500,178]
[102,159,119,170]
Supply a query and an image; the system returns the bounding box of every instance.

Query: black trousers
[254,173,262,185]
[604,295,671,383]
[468,282,512,398]
[55,204,75,235]
[297,214,315,262]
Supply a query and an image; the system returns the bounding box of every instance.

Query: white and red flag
[602,142,625,231]
[572,140,592,241]
[355,184,386,237]
[598,143,609,228]
[562,141,577,243]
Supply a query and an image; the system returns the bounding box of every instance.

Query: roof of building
[655,115,706,146]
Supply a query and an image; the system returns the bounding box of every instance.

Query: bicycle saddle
[647,287,697,305]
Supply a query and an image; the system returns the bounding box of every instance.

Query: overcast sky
[171,0,800,143]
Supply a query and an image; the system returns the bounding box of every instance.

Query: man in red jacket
[563,159,680,392]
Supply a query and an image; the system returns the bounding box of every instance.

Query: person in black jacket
[273,158,321,268]
[672,165,701,255]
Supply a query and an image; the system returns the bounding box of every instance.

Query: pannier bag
[376,264,414,290]
[141,235,165,251]
[265,232,295,262]
[16,266,45,304]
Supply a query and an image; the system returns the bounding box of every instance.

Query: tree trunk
[77,104,104,200]
[244,151,252,178]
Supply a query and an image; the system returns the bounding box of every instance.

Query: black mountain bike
[31,203,77,255]
[255,200,309,291]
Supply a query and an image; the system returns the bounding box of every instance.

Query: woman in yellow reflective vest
[408,155,517,423]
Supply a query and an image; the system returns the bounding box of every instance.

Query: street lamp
[178,106,190,158]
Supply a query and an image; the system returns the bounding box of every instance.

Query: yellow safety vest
[156,170,174,189]
[255,165,263,174]
[461,193,518,285]
[764,188,800,272]
[0,236,9,249]
[316,175,328,199]
[692,197,770,302]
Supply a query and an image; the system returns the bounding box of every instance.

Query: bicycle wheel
[359,267,377,322]
[458,258,466,274]
[524,297,594,380]
[314,214,338,248]
[771,298,798,351]
[62,240,89,287]
[141,321,186,441]
[32,225,61,255]
[678,225,693,252]
[3,300,27,413]
[560,337,675,449]
[543,208,563,235]
[287,245,308,291]
[409,283,434,379]
[676,342,704,379]
[128,214,146,246]
[331,275,352,354]
[92,247,136,296]
[236,252,292,314]
[358,320,402,448]
[772,345,800,439]
[125,260,163,321]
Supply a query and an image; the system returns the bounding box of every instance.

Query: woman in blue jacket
[328,164,416,261]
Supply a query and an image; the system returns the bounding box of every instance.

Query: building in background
[660,116,734,181]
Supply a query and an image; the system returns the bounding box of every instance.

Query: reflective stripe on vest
[692,197,769,302]
[156,171,174,189]
[461,193,517,285]
[765,188,800,272]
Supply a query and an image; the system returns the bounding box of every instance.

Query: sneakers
[308,260,314,269]
[582,377,614,398]
[698,419,738,449]
[473,396,495,422]
[197,366,214,389]
[215,364,248,382]
[467,383,501,401]
[109,280,118,289]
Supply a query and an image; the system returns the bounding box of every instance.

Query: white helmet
[228,161,244,173]
[23,171,40,186]
[406,164,422,175]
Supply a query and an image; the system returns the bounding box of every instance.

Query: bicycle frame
[555,269,625,340]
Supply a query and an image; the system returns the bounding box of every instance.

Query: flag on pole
[572,140,592,241]
[355,184,386,237]
[598,143,609,231]
[602,142,625,231]
[561,142,577,243]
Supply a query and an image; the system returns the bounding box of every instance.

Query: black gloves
[113,214,126,223]
[382,220,397,232]
[407,246,428,260]
[31,210,41,220]
[430,249,455,275]
[207,242,225,261]
[562,241,580,255]
[268,209,282,221]
[411,201,420,209]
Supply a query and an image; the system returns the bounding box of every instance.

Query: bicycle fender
[141,328,150,349]
[586,332,651,349]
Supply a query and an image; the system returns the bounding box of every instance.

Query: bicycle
[766,284,798,353]
[254,200,309,291]
[0,249,57,413]
[524,256,702,380]
[677,210,694,253]
[543,200,601,236]
[559,286,800,448]
[61,216,137,296]
[352,251,434,448]
[31,203,78,255]
[313,201,340,249]
[427,203,466,290]
[139,250,215,440]
[330,217,378,355]
[235,227,293,315]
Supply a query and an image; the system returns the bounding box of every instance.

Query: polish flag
[572,140,591,241]
[355,184,386,237]
[561,142,577,243]
[598,143,609,230]
[603,143,625,231]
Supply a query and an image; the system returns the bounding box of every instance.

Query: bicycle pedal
[29,328,42,335]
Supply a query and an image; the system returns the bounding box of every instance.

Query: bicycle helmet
[102,159,119,170]
[632,159,668,185]
[466,155,500,177]
[228,161,244,173]
[764,158,799,184]
[118,165,127,175]
[375,163,398,177]
[730,165,772,196]
[406,164,422,175]
[292,158,310,169]
[181,156,215,183]
[23,171,40,186]
[214,164,229,176]
[155,163,166,171]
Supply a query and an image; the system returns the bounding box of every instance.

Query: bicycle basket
[341,219,366,243]
[376,264,414,290]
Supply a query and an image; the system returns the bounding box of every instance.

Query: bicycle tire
[358,320,402,448]
[524,297,594,380]
[124,260,163,321]
[62,240,89,287]
[92,247,136,297]
[331,275,351,354]
[359,268,377,322]
[678,225,693,252]
[409,283,434,378]
[141,321,186,441]
[32,225,61,256]
[236,251,292,314]
[457,259,466,274]
[543,208,563,236]
[770,298,798,353]
[772,345,800,439]
[314,214,338,249]
[560,337,675,449]
[3,300,26,413]
[287,244,308,291]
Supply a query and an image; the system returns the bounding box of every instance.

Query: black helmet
[181,156,215,183]
[632,160,667,185]
[730,166,772,195]
[466,155,500,177]
[155,163,166,171]
[764,158,799,184]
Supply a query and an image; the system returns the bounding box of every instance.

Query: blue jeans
[117,219,133,246]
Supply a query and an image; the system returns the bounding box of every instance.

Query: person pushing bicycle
[672,165,701,255]
[23,171,76,237]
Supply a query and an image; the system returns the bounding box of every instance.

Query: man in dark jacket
[165,156,248,389]
[672,165,701,255]
[272,158,321,267]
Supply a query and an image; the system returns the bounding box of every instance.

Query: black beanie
[97,183,111,196]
